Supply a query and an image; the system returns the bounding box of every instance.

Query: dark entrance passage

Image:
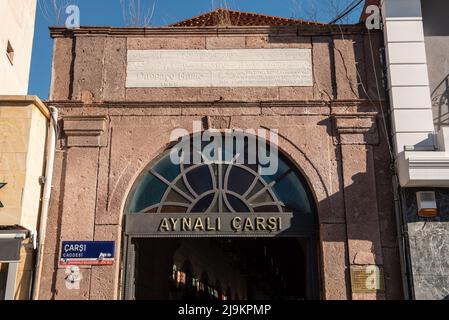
[131,237,313,300]
[123,135,320,300]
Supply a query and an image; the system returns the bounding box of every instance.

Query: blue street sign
[60,241,115,266]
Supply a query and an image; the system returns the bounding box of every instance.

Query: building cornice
[0,95,50,119]
[46,99,384,109]
[49,25,374,38]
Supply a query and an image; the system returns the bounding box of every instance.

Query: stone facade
[39,22,403,300]
[402,188,449,300]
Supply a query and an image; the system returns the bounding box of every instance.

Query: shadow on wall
[422,0,449,130]
[432,74,449,131]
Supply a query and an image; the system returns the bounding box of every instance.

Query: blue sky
[29,0,363,99]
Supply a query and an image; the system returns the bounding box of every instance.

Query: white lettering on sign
[64,244,87,252]
[126,49,313,88]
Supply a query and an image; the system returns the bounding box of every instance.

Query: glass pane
[222,199,231,213]
[273,172,312,213]
[250,191,274,204]
[261,156,290,184]
[246,180,265,199]
[245,163,259,174]
[160,205,187,213]
[153,154,181,182]
[227,166,256,195]
[175,179,193,198]
[127,136,314,218]
[226,194,250,213]
[209,196,219,213]
[143,207,158,213]
[185,165,213,195]
[129,173,167,213]
[165,190,190,204]
[253,205,280,212]
[191,193,215,213]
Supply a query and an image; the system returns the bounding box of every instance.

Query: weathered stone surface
[126,88,202,102]
[59,148,99,241]
[413,275,449,300]
[408,222,449,275]
[279,86,314,100]
[89,225,121,300]
[73,37,106,102]
[50,38,74,101]
[334,115,380,145]
[245,36,312,48]
[198,87,280,101]
[94,144,113,225]
[341,144,383,267]
[206,36,246,49]
[103,38,127,101]
[353,35,367,99]
[373,124,397,248]
[127,37,206,49]
[63,116,108,147]
[54,268,91,300]
[334,36,360,100]
[320,223,349,300]
[261,105,328,115]
[312,37,334,100]
[325,145,347,224]
[363,33,385,100]
[89,265,117,300]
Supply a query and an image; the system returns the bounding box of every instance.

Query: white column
[383,0,435,153]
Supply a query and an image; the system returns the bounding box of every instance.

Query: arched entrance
[122,134,320,300]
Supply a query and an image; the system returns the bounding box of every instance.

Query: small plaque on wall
[350,265,385,294]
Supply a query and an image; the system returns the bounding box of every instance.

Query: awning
[0,227,29,262]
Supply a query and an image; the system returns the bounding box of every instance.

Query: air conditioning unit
[416,191,438,218]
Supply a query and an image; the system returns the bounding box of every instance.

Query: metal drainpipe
[31,106,58,300]
[392,175,413,300]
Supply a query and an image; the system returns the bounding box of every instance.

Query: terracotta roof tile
[170,8,326,27]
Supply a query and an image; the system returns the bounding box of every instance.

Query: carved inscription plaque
[126,49,313,88]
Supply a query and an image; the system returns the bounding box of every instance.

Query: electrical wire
[335,23,395,160]
[329,0,364,24]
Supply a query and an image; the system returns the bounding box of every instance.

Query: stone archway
[120,131,321,300]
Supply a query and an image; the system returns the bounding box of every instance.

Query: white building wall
[382,0,449,187]
[0,0,37,95]
[383,0,435,154]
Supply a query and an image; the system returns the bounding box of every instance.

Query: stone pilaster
[334,113,386,300]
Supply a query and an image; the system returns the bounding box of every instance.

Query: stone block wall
[39,25,403,300]
[402,188,449,300]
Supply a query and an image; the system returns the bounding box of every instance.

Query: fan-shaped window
[126,135,314,216]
